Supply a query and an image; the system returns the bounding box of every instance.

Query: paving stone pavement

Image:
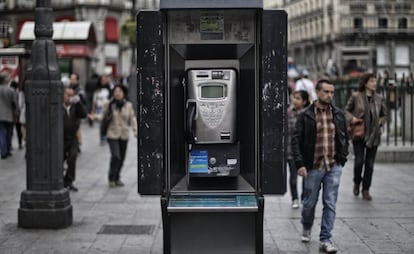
[1,122,413,254]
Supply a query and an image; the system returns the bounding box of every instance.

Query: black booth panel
[137,11,165,195]
[168,47,187,189]
[260,10,288,195]
[239,46,257,188]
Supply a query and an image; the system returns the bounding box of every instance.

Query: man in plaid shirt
[292,79,349,254]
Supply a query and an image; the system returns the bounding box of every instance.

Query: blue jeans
[0,122,7,157]
[301,164,343,243]
[288,159,304,201]
[107,138,128,181]
[0,121,12,157]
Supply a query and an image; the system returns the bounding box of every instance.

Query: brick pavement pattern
[1,123,413,253]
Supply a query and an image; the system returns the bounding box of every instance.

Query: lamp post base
[18,189,72,229]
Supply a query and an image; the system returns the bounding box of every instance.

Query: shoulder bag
[348,121,365,140]
[100,104,113,137]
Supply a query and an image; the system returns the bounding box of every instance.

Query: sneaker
[292,199,300,209]
[319,242,338,253]
[301,228,311,242]
[115,180,125,187]
[109,181,116,188]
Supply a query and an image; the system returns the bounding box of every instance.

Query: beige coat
[345,91,387,147]
[102,101,137,140]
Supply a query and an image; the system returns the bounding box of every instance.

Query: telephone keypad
[199,102,226,128]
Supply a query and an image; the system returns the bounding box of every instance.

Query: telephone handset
[186,100,197,144]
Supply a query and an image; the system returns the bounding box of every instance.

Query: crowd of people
[0,71,137,193]
[288,70,387,253]
[61,72,137,191]
[1,68,388,253]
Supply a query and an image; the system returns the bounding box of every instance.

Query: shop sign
[55,44,94,57]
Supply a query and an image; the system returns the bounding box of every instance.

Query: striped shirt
[313,104,336,171]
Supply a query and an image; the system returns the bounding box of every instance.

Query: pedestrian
[287,90,310,209]
[18,82,26,149]
[0,72,18,159]
[85,73,99,126]
[9,81,23,149]
[90,85,137,187]
[69,72,85,103]
[295,69,317,102]
[63,87,87,191]
[344,73,387,201]
[292,79,349,253]
[69,72,86,153]
[91,75,112,145]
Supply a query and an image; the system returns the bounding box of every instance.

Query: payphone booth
[137,1,287,253]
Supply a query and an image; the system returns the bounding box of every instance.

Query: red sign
[0,56,19,81]
[55,44,94,57]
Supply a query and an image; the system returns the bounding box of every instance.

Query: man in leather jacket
[292,79,349,253]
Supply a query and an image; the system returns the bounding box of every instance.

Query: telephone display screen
[201,85,224,98]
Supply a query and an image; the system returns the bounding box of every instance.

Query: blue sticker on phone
[189,150,209,173]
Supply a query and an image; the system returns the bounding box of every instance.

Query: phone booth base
[162,195,264,254]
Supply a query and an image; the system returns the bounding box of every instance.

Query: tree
[121,17,136,65]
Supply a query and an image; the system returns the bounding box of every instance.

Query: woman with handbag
[345,73,387,200]
[90,84,137,187]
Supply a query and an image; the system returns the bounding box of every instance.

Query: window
[395,45,409,66]
[354,18,363,29]
[395,45,410,78]
[377,46,390,65]
[378,18,388,28]
[17,0,35,9]
[398,17,407,29]
[0,22,10,37]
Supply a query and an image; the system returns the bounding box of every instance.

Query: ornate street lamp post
[18,0,72,229]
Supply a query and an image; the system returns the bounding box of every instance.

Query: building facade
[0,0,139,85]
[281,0,414,78]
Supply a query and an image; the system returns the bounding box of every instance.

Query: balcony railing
[340,27,414,36]
[349,3,367,13]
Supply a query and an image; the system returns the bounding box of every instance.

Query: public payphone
[137,1,287,253]
[186,69,239,177]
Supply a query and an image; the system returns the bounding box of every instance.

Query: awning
[0,47,27,56]
[19,21,96,45]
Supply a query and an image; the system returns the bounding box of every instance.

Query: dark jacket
[0,84,18,122]
[292,103,349,170]
[63,102,87,141]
